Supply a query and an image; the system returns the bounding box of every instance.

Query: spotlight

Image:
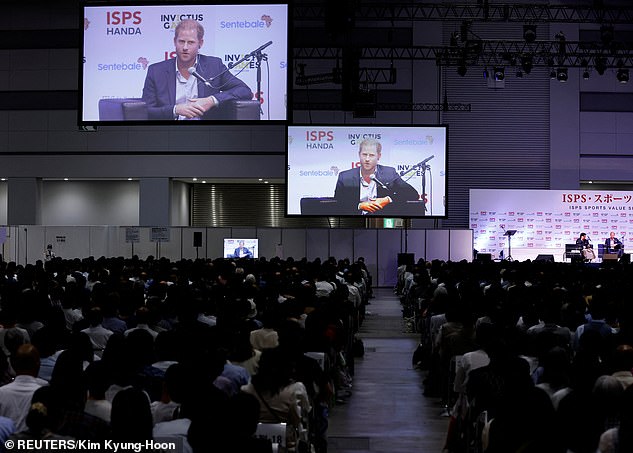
[520,55,533,74]
[483,67,489,79]
[583,69,590,80]
[595,57,607,75]
[549,69,557,79]
[523,25,536,43]
[617,68,629,83]
[556,67,568,82]
[516,69,523,78]
[493,67,504,81]
[457,63,467,77]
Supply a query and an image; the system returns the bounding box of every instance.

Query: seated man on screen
[233,241,253,259]
[334,138,420,215]
[605,231,623,256]
[141,19,252,120]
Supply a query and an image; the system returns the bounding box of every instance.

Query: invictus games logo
[160,13,205,30]
[137,57,149,69]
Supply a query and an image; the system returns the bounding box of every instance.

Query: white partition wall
[306,229,330,261]
[208,228,232,259]
[426,230,450,262]
[353,229,378,288]
[450,229,474,262]
[330,230,354,264]
[182,229,206,260]
[0,226,472,285]
[257,229,282,260]
[404,229,426,263]
[377,230,402,287]
[280,229,306,260]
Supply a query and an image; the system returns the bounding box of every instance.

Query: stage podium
[504,230,517,261]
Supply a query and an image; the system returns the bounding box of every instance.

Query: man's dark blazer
[604,236,623,253]
[233,247,253,258]
[333,164,421,215]
[141,54,253,120]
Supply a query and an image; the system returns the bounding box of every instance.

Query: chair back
[98,98,148,120]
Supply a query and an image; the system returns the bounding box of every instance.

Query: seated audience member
[241,347,311,446]
[0,344,45,431]
[31,328,61,383]
[151,363,184,424]
[124,307,159,340]
[111,387,153,443]
[445,321,497,453]
[151,331,180,373]
[228,330,261,377]
[250,310,280,351]
[80,307,113,358]
[100,292,128,335]
[526,289,572,357]
[226,392,273,453]
[484,385,561,453]
[7,386,72,445]
[48,349,110,440]
[534,346,572,410]
[598,384,633,453]
[0,310,31,358]
[573,293,614,353]
[83,361,112,423]
[609,344,633,389]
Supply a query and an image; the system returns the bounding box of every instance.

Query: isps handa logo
[105,10,143,36]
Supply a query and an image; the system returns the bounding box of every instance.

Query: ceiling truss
[294,3,633,23]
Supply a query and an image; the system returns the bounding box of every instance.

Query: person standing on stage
[605,232,623,257]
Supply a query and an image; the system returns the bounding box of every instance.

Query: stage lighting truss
[294,41,633,70]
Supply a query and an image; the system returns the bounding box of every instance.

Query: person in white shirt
[81,307,113,359]
[0,345,46,431]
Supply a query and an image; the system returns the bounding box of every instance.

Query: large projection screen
[286,125,448,218]
[81,2,288,125]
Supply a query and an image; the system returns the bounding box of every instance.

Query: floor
[326,288,447,453]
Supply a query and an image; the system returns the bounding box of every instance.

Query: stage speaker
[535,254,555,262]
[621,253,631,263]
[193,232,202,247]
[397,253,415,266]
[603,253,618,261]
[476,253,492,262]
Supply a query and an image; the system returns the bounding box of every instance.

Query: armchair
[97,98,261,121]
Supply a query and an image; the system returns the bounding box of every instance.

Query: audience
[5,253,633,453]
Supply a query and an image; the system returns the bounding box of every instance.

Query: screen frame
[79,0,290,126]
[285,123,449,219]
[223,238,259,259]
